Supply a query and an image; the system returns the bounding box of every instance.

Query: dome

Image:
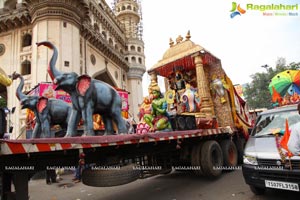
[149,31,204,73]
[162,38,202,60]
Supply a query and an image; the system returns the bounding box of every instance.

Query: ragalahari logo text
[230,2,246,18]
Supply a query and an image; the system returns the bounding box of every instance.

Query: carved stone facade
[0,0,145,139]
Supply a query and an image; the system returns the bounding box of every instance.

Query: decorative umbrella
[269,70,300,98]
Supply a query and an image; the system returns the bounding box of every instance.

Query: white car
[242,104,300,195]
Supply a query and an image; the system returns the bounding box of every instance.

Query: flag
[272,86,282,104]
[280,119,293,157]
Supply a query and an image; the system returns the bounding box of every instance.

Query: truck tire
[250,185,266,195]
[82,164,140,187]
[191,142,204,176]
[220,140,238,169]
[200,140,223,178]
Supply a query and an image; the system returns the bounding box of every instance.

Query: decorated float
[0,36,255,198]
[137,31,252,136]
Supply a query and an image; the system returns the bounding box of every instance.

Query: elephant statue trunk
[36,41,62,82]
[12,72,26,102]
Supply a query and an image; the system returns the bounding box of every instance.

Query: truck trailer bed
[0,127,235,155]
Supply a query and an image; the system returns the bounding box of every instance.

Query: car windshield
[252,108,300,137]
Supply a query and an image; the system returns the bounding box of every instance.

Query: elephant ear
[37,97,48,113]
[76,75,91,96]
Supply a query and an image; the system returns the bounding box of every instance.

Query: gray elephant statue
[37,41,127,136]
[12,73,72,138]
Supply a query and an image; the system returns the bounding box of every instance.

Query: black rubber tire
[220,140,238,168]
[250,185,266,195]
[200,140,223,178]
[82,164,140,187]
[236,136,246,164]
[191,142,204,176]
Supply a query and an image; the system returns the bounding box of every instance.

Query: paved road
[28,170,300,200]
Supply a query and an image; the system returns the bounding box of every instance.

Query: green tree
[0,97,7,108]
[244,58,300,109]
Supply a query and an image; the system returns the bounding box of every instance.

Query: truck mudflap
[0,127,236,155]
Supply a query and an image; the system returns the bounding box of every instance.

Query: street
[28,169,300,200]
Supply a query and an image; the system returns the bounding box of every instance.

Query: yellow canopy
[0,73,12,86]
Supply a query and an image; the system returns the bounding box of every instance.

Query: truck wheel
[250,185,266,195]
[220,140,238,169]
[200,140,223,178]
[82,164,140,187]
[191,142,204,176]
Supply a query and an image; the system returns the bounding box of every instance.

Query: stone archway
[93,70,117,87]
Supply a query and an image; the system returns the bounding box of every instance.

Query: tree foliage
[0,98,6,108]
[244,58,300,110]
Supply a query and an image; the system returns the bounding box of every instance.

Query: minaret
[113,0,146,122]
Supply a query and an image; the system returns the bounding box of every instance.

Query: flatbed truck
[0,32,251,200]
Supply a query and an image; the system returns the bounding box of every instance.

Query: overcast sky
[107,0,300,95]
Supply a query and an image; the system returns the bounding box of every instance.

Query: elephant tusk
[53,78,57,84]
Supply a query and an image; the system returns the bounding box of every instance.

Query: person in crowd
[72,152,86,183]
[287,103,300,155]
[46,169,57,184]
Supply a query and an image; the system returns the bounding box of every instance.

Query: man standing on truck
[287,103,300,155]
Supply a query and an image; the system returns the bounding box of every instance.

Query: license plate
[265,180,299,191]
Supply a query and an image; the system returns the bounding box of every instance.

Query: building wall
[127,78,143,120]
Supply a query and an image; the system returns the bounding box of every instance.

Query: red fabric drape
[155,56,195,77]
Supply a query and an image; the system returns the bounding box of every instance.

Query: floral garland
[275,132,292,170]
[275,133,286,163]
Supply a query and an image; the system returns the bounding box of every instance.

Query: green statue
[144,83,172,132]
